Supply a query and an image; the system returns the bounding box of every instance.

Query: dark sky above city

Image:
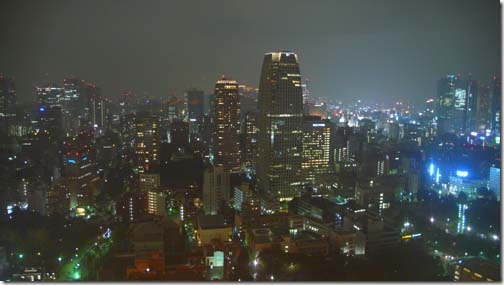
[0,0,501,105]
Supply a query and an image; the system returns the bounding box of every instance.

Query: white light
[466,226,471,232]
[492,235,499,241]
[270,275,274,281]
[430,217,435,223]
[253,259,258,267]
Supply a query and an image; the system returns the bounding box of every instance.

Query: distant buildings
[257,51,304,202]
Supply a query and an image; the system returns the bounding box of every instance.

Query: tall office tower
[240,111,258,172]
[202,165,230,215]
[436,75,478,134]
[465,78,478,132]
[134,114,160,173]
[63,78,84,113]
[212,77,241,173]
[0,75,16,133]
[475,84,491,131]
[83,82,104,130]
[63,132,96,209]
[186,89,205,122]
[301,81,309,115]
[490,76,501,137]
[301,116,332,185]
[257,51,304,202]
[36,84,66,108]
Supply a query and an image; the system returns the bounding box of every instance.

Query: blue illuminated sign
[429,163,434,177]
[456,170,468,178]
[68,159,76,164]
[39,107,46,112]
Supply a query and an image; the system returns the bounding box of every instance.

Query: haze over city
[0,0,500,105]
[0,0,501,282]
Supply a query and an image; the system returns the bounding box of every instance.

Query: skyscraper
[36,84,65,109]
[0,75,16,133]
[212,77,241,173]
[301,116,332,185]
[134,114,160,173]
[241,111,258,172]
[257,51,304,202]
[436,75,478,134]
[490,76,501,137]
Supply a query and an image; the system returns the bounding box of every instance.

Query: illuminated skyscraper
[301,116,332,185]
[436,75,477,134]
[36,84,65,109]
[63,77,84,114]
[490,76,501,137]
[134,114,160,173]
[212,77,241,173]
[0,75,16,133]
[257,51,304,201]
[240,111,258,172]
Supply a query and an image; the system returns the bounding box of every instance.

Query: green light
[18,254,24,259]
[73,271,80,280]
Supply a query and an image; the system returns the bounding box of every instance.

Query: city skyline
[0,0,501,282]
[0,0,500,105]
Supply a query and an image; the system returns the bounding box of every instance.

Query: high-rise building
[301,81,309,115]
[202,165,230,215]
[36,84,65,109]
[134,114,160,173]
[63,77,84,114]
[83,82,105,130]
[301,116,332,185]
[257,51,304,201]
[489,166,500,201]
[0,75,16,133]
[436,75,478,134]
[490,76,501,137]
[475,84,491,131]
[212,77,241,173]
[240,111,258,172]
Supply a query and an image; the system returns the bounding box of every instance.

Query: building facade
[257,51,304,201]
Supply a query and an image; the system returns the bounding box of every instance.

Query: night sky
[0,0,500,105]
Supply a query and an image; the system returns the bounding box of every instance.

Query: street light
[253,259,258,267]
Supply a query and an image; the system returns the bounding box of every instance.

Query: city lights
[0,2,500,282]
